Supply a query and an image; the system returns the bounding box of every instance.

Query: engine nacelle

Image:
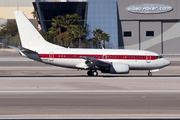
[110,62,129,74]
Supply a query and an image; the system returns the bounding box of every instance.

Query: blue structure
[86,0,118,49]
[34,0,118,49]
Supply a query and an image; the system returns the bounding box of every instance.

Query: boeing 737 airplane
[12,11,171,76]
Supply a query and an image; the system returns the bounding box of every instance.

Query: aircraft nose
[167,59,171,65]
[164,59,171,66]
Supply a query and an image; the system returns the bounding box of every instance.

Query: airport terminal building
[33,0,180,54]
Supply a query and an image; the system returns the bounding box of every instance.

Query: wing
[82,56,110,68]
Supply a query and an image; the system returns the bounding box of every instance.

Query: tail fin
[14,11,65,51]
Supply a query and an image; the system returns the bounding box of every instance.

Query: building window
[146,31,154,37]
[124,31,132,37]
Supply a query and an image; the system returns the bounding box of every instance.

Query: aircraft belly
[129,60,159,70]
[41,58,84,68]
[108,60,159,70]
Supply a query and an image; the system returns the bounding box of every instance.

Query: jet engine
[109,62,130,74]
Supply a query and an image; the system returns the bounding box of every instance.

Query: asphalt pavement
[0,49,180,119]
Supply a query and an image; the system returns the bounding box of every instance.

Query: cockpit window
[156,55,163,59]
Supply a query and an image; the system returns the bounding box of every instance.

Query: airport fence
[0,36,21,49]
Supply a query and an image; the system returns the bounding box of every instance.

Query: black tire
[148,72,152,76]
[87,71,92,76]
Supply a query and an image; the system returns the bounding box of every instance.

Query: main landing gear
[87,70,98,76]
[148,70,152,76]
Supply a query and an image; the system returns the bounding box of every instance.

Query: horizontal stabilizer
[18,46,38,54]
[8,46,19,51]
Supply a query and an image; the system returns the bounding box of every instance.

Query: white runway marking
[0,58,33,61]
[0,90,180,93]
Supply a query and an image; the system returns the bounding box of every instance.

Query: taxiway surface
[0,49,180,118]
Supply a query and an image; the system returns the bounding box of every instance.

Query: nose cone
[164,59,171,66]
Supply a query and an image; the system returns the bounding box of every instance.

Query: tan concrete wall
[0,7,34,19]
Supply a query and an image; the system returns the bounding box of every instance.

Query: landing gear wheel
[87,70,98,76]
[87,71,92,76]
[92,71,98,76]
[148,72,152,76]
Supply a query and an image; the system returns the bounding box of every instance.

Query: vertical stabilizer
[14,11,65,51]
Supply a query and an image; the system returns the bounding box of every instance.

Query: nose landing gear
[148,70,152,76]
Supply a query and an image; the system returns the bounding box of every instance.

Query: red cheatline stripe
[38,54,158,60]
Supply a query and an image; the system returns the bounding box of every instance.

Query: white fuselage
[28,48,171,71]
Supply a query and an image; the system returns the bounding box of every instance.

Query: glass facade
[37,0,87,2]
[86,0,118,49]
[35,0,86,31]
[35,0,119,49]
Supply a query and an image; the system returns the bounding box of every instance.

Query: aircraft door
[146,53,151,63]
[49,52,54,61]
[103,54,107,61]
